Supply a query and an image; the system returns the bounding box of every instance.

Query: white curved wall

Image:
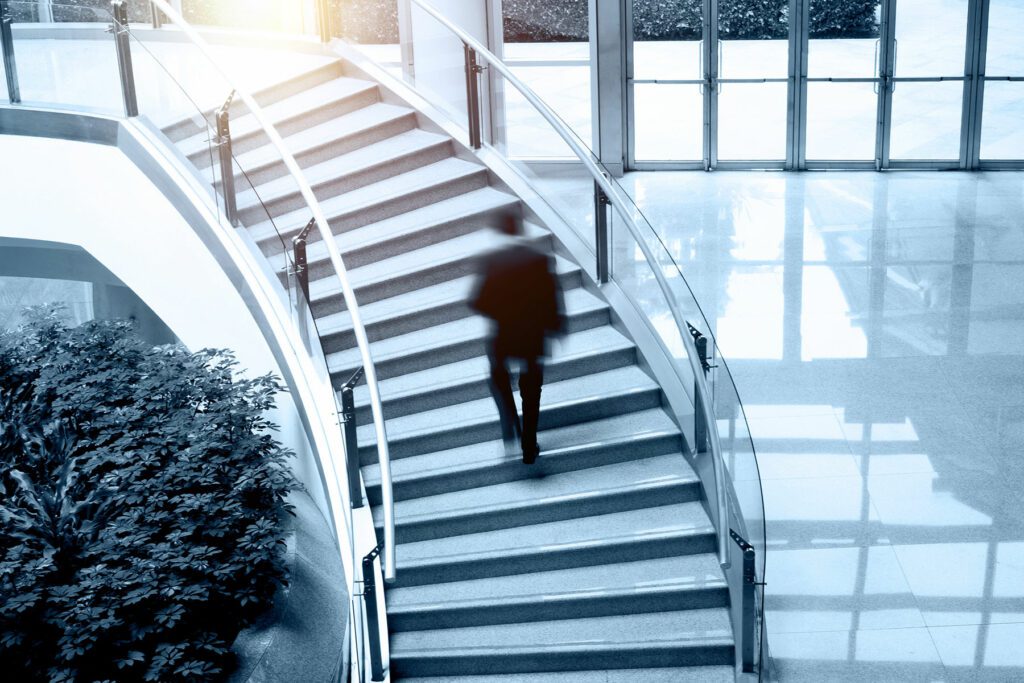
[0,132,328,517]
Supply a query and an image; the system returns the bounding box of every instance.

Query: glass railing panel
[608,175,768,674]
[7,1,122,114]
[406,1,468,130]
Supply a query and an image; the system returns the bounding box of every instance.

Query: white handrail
[410,0,731,567]
[146,0,397,581]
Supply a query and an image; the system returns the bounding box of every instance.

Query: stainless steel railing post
[340,367,366,509]
[594,181,611,284]
[362,544,386,681]
[0,0,20,103]
[111,1,138,117]
[150,1,163,28]
[731,530,757,673]
[315,0,331,42]
[463,43,483,149]
[215,92,239,226]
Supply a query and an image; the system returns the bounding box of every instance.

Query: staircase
[164,58,735,681]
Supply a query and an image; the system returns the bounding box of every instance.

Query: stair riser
[306,211,519,282]
[352,344,636,424]
[316,270,582,351]
[359,386,662,463]
[390,644,734,678]
[364,432,682,504]
[331,305,609,385]
[190,85,382,167]
[255,169,491,256]
[233,112,428,188]
[237,127,443,225]
[382,479,700,544]
[310,233,553,322]
[165,62,347,143]
[393,531,717,587]
[389,584,728,631]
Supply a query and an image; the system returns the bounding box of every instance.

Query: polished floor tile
[624,170,1024,680]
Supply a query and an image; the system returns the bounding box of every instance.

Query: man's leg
[519,356,544,464]
[487,343,521,454]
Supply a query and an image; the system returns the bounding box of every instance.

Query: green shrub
[0,309,298,682]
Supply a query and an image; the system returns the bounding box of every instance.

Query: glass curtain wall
[980,0,1024,161]
[625,0,1022,170]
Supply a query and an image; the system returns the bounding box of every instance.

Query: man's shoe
[522,443,539,465]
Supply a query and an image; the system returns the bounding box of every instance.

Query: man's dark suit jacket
[470,243,565,358]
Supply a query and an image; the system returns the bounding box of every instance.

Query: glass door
[801,0,886,165]
[979,0,1024,162]
[627,0,708,168]
[714,0,791,164]
[886,0,971,164]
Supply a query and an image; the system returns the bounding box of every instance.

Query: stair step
[236,125,449,225]
[162,60,348,142]
[389,610,733,676]
[362,409,681,502]
[272,187,519,279]
[367,429,684,506]
[375,452,700,542]
[388,553,723,608]
[356,365,662,462]
[310,255,581,348]
[352,324,634,423]
[326,286,607,383]
[389,576,726,631]
[299,221,546,311]
[181,76,381,163]
[393,502,714,586]
[231,102,427,187]
[247,157,489,250]
[396,666,736,683]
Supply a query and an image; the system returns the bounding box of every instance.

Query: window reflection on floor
[621,170,1024,681]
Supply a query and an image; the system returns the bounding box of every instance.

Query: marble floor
[620,170,1024,682]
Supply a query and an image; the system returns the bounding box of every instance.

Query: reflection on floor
[622,170,1024,682]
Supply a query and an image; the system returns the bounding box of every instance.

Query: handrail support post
[463,43,484,149]
[339,366,366,510]
[0,0,19,103]
[111,1,139,117]
[215,92,239,226]
[594,182,611,284]
[362,544,386,681]
[315,0,331,42]
[731,530,758,673]
[150,1,163,28]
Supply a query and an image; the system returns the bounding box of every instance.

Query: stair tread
[233,101,420,177]
[363,408,679,485]
[312,253,579,334]
[390,608,733,652]
[246,156,486,244]
[305,222,546,301]
[396,666,735,683]
[387,553,724,610]
[353,324,632,409]
[177,76,378,157]
[357,364,657,446]
[378,452,696,527]
[271,186,519,270]
[325,287,605,377]
[397,501,711,566]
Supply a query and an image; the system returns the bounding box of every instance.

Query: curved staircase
[165,58,735,682]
